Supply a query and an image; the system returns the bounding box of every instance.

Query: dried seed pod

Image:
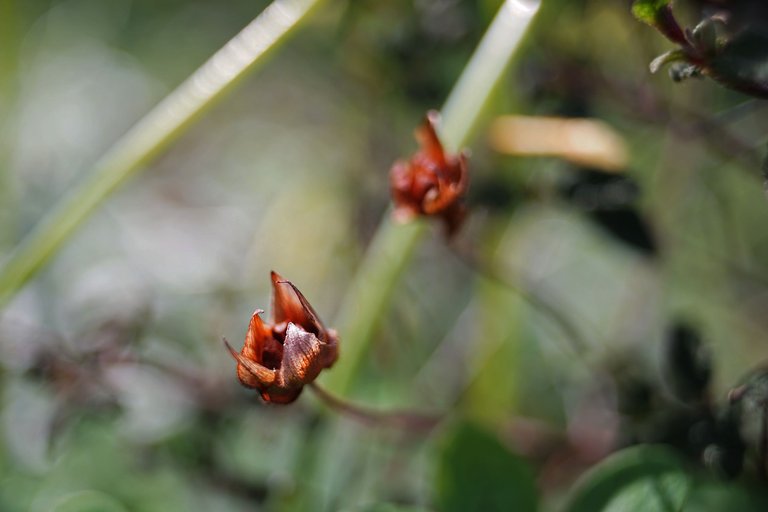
[224,272,339,404]
[389,110,469,236]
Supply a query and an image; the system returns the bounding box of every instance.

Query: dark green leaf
[683,481,768,511]
[435,422,538,512]
[708,30,768,98]
[353,504,430,512]
[601,473,689,512]
[763,145,768,192]
[567,446,768,511]
[565,445,689,512]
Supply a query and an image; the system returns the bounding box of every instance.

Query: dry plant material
[390,110,469,235]
[224,271,338,404]
[488,115,628,172]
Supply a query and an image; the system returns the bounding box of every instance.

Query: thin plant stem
[448,243,590,355]
[308,383,442,432]
[323,0,542,395]
[310,382,565,455]
[0,0,327,307]
[323,218,427,393]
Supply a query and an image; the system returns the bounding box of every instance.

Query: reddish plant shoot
[224,271,339,404]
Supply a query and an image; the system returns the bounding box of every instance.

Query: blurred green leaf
[708,31,768,98]
[631,0,671,26]
[49,490,128,512]
[351,504,429,512]
[32,420,193,512]
[600,473,689,512]
[565,445,689,512]
[435,422,537,512]
[683,481,768,511]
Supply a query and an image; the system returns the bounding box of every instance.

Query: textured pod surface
[225,272,338,404]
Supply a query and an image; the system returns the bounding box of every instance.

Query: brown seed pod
[224,271,338,404]
[389,110,469,236]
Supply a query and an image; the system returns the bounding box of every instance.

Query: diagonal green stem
[323,0,542,395]
[0,0,327,307]
[439,0,543,152]
[0,0,20,251]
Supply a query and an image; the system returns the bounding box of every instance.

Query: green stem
[324,218,427,393]
[440,0,543,151]
[0,0,326,307]
[0,0,20,251]
[309,383,441,432]
[323,0,542,395]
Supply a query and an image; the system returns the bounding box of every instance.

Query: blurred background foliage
[0,0,768,510]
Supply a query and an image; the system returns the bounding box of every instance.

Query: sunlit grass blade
[323,0,542,396]
[0,0,327,307]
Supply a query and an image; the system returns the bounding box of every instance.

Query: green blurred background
[1,0,768,510]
